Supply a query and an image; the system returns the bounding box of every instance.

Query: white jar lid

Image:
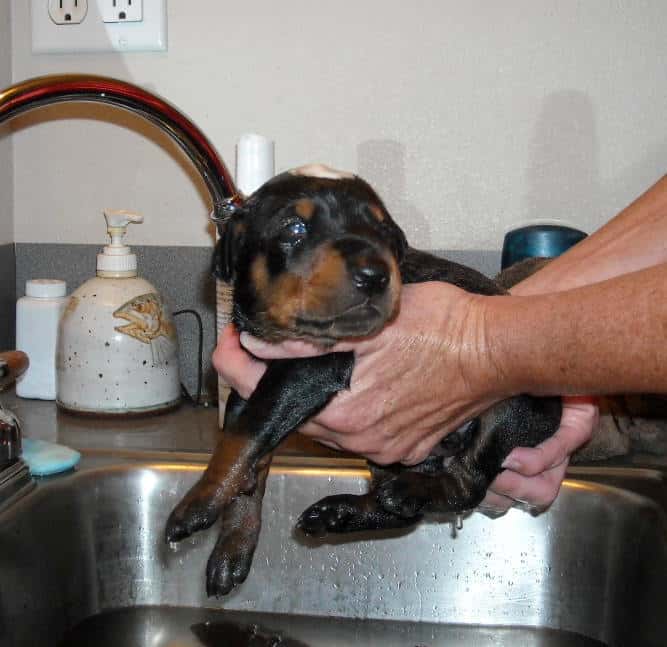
[26,279,67,298]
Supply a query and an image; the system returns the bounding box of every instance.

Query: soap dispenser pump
[56,210,181,415]
[97,209,144,277]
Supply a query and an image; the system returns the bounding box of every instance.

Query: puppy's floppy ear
[212,211,246,282]
[375,208,408,263]
[388,220,408,263]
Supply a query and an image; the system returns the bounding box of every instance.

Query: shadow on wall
[524,90,600,227]
[357,139,431,247]
[524,90,667,230]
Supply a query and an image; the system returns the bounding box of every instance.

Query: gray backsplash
[10,244,501,401]
[0,243,16,351]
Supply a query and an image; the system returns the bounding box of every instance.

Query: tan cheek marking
[267,273,304,328]
[386,255,402,318]
[369,204,385,222]
[250,254,270,300]
[294,198,315,220]
[302,247,348,314]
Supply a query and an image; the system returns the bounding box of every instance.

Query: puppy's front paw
[206,528,257,598]
[165,480,228,544]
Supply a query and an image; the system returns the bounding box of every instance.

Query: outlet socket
[48,0,89,25]
[101,0,143,23]
[32,0,166,53]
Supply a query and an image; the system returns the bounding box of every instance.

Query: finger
[399,431,444,466]
[398,421,468,467]
[491,460,569,509]
[297,419,349,450]
[296,419,346,452]
[316,438,345,452]
[501,400,597,476]
[213,325,267,399]
[478,489,514,517]
[240,333,330,359]
[240,332,360,359]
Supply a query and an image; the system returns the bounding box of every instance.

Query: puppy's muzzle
[334,237,391,298]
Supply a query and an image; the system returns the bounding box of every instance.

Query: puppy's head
[214,164,407,345]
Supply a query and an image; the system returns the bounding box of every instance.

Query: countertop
[1,389,340,460]
[3,389,666,470]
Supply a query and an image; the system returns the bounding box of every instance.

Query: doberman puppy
[165,164,561,597]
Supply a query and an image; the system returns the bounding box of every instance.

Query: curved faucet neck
[0,74,240,219]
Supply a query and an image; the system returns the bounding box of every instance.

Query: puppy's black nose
[352,257,390,295]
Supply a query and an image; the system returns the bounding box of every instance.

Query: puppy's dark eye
[278,220,308,245]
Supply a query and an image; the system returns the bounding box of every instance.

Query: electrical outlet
[48,0,89,25]
[101,0,143,23]
[31,0,166,53]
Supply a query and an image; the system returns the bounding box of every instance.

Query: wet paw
[206,533,256,598]
[165,482,226,544]
[296,495,360,536]
[376,476,429,519]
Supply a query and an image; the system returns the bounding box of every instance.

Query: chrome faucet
[0,75,239,496]
[0,351,27,468]
[0,74,242,418]
[0,351,32,506]
[0,74,239,219]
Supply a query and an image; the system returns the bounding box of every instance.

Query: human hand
[214,282,506,465]
[213,300,596,512]
[478,396,598,516]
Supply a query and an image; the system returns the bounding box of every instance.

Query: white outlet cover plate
[31,0,167,53]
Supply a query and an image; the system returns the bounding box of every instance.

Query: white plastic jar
[16,279,69,400]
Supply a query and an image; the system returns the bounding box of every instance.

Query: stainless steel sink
[0,451,665,646]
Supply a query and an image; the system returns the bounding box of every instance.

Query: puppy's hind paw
[296,495,359,536]
[375,475,429,519]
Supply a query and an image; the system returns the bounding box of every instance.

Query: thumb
[239,332,336,359]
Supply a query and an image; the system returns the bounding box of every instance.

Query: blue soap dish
[21,438,81,476]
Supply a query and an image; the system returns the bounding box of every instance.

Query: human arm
[483,174,667,511]
[226,261,667,457]
[214,175,667,509]
[511,174,667,296]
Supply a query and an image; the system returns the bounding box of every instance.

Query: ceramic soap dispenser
[56,210,181,415]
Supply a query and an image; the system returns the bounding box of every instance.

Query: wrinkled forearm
[513,175,667,296]
[486,262,667,397]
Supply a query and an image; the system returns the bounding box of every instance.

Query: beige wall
[9,1,667,249]
[0,1,13,245]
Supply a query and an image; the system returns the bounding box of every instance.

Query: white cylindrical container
[217,133,275,419]
[235,133,275,195]
[16,279,69,400]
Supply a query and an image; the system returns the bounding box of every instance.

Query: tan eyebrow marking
[369,204,385,222]
[294,198,316,220]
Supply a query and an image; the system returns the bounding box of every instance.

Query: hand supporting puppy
[213,280,598,513]
[216,258,667,513]
[479,396,598,514]
[216,282,505,468]
[214,175,667,515]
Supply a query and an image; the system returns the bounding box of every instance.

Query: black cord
[173,309,204,406]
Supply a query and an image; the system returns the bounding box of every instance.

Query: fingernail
[477,505,507,519]
[501,457,521,471]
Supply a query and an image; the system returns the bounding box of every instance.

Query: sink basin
[0,451,665,646]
